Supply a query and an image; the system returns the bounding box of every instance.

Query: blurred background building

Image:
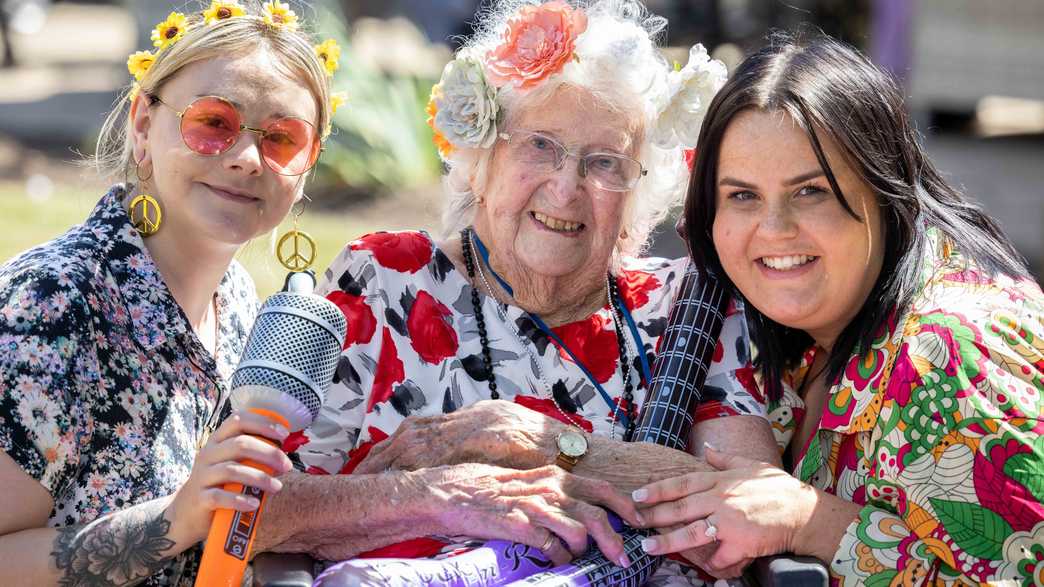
[1,0,1042,295]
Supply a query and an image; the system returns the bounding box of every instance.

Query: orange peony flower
[425,85,454,159]
[484,1,587,90]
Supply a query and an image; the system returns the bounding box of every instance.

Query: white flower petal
[652,43,727,149]
[433,57,499,150]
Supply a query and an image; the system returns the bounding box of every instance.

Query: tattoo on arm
[52,500,177,587]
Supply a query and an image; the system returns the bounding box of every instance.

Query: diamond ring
[705,520,719,541]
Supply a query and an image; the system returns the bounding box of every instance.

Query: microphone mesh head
[231,291,347,427]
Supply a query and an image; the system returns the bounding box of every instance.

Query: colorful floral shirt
[0,185,259,586]
[293,230,766,584]
[766,232,1044,586]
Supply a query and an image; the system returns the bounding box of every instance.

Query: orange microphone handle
[194,409,289,587]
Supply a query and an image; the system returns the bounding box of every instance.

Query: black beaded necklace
[461,229,499,399]
[460,228,637,435]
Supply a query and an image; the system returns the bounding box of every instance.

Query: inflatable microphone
[313,262,729,587]
[196,272,347,587]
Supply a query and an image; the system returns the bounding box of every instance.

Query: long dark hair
[684,34,1030,401]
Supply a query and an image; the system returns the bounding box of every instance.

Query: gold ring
[539,533,558,552]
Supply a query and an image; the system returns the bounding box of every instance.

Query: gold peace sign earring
[129,157,162,237]
[276,195,318,272]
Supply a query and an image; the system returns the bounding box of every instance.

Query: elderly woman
[633,35,1044,585]
[254,0,777,581]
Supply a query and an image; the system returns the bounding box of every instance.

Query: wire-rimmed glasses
[499,130,647,192]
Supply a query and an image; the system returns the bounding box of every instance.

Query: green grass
[0,181,438,298]
[0,182,99,259]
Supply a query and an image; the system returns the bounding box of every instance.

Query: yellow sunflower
[127,51,155,81]
[330,92,347,115]
[314,39,341,77]
[203,1,245,24]
[262,1,299,31]
[151,12,189,51]
[425,86,454,159]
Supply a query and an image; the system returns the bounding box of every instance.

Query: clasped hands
[354,401,820,577]
[355,400,638,566]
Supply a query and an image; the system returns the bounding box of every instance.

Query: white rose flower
[433,56,499,149]
[652,44,728,149]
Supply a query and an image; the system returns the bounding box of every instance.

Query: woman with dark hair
[631,34,1044,585]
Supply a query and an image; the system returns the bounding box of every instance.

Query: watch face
[558,431,588,457]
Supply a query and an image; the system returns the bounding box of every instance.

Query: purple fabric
[313,541,554,587]
[313,514,657,587]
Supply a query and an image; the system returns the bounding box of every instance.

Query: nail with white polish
[632,488,648,502]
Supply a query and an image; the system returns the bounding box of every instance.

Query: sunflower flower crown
[425,0,726,161]
[126,1,347,119]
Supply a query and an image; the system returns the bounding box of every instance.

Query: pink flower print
[974,438,1043,532]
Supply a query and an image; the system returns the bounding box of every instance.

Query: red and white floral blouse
[294,231,765,476]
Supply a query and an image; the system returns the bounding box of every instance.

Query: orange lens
[260,117,319,176]
[180,97,240,156]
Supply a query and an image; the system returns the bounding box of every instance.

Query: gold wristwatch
[554,430,588,472]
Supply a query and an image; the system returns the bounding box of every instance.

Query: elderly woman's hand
[419,463,641,567]
[632,445,826,574]
[354,400,565,474]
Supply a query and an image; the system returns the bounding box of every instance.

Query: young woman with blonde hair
[0,2,340,584]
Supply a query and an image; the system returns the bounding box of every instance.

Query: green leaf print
[919,312,984,385]
[1004,436,1044,503]
[929,498,1013,560]
[797,433,821,482]
[863,569,898,587]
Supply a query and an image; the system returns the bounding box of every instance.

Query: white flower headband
[425,1,727,160]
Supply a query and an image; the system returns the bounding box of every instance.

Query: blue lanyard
[471,231,653,427]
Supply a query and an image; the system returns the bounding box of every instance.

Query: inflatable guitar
[314,262,729,587]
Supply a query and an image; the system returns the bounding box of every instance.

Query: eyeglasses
[499,130,647,192]
[150,95,322,176]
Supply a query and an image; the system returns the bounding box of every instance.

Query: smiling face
[712,109,885,349]
[131,49,319,246]
[472,85,641,289]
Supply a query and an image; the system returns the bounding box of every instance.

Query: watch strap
[555,451,580,472]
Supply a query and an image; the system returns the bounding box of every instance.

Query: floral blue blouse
[0,185,258,586]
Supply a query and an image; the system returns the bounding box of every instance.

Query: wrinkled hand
[424,463,641,567]
[167,411,294,543]
[355,400,564,474]
[632,446,814,574]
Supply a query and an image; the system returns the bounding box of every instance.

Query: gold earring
[276,196,317,272]
[130,159,161,237]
